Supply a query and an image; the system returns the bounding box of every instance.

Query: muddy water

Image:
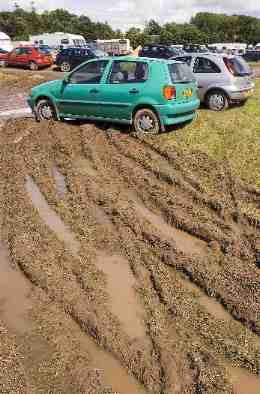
[82,333,146,394]
[229,367,260,394]
[26,176,80,255]
[52,165,67,199]
[134,202,208,256]
[0,239,32,334]
[95,254,145,339]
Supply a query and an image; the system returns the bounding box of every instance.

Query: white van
[30,32,86,49]
[0,32,13,51]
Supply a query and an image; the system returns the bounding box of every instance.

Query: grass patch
[160,80,260,189]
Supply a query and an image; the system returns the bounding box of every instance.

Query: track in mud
[0,119,260,394]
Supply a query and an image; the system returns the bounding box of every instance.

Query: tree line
[1,6,260,48]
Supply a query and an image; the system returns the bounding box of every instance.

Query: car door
[8,48,23,66]
[193,57,223,100]
[98,60,149,121]
[58,59,110,118]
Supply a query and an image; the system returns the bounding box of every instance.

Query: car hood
[31,79,63,94]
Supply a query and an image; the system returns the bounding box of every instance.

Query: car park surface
[172,53,255,110]
[28,56,200,133]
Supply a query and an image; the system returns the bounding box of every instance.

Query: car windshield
[228,57,252,76]
[168,62,195,83]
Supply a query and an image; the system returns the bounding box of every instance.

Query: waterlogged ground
[0,119,260,393]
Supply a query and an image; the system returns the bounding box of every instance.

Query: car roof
[105,55,181,64]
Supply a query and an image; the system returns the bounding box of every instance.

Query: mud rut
[0,119,260,394]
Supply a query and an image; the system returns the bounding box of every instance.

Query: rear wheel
[206,90,229,111]
[35,99,57,121]
[133,108,161,134]
[60,61,71,72]
[29,61,38,71]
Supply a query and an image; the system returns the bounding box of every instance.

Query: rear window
[168,62,195,83]
[225,57,252,76]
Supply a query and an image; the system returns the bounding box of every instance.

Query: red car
[7,46,53,70]
[0,49,8,66]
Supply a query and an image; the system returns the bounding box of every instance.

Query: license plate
[183,89,193,97]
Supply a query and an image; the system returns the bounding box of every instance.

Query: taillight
[163,86,176,100]
[223,58,235,75]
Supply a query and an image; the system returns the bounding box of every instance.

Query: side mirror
[63,74,69,84]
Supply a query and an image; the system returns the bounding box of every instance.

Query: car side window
[177,56,192,66]
[194,57,221,73]
[108,61,148,84]
[69,60,109,84]
[24,48,32,55]
[15,48,23,55]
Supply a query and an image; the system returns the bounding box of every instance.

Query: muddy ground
[0,117,259,394]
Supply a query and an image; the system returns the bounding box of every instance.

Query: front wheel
[133,108,161,134]
[206,90,229,111]
[60,61,71,72]
[29,61,38,71]
[35,99,57,121]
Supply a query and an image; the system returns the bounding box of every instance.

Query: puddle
[135,202,208,256]
[95,254,145,339]
[26,176,80,255]
[82,333,146,394]
[0,239,32,334]
[52,166,67,199]
[229,367,260,394]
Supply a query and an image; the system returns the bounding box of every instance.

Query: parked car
[27,56,200,134]
[172,53,254,111]
[138,44,179,59]
[243,50,260,62]
[7,46,53,70]
[0,48,8,66]
[55,47,107,72]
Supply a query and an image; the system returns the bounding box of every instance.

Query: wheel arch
[132,103,164,131]
[205,86,230,101]
[35,95,60,120]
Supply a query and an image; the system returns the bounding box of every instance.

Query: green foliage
[1,9,260,46]
[0,8,120,40]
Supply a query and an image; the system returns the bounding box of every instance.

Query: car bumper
[155,98,200,126]
[226,82,255,101]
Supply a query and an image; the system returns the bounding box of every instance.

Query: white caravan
[0,32,13,51]
[30,32,86,48]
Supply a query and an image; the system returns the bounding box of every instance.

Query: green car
[28,56,200,134]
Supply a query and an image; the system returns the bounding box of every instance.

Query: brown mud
[0,119,260,393]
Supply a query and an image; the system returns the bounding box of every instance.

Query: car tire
[133,108,161,134]
[60,62,71,72]
[35,99,57,121]
[29,61,38,71]
[206,90,229,111]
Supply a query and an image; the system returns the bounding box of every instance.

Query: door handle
[89,88,99,93]
[129,88,139,94]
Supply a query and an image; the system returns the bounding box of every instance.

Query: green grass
[160,80,260,189]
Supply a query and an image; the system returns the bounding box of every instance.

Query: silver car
[172,53,255,111]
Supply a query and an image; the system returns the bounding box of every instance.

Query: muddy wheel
[35,99,57,121]
[60,62,71,72]
[29,61,38,71]
[0,60,7,67]
[133,108,161,134]
[206,90,229,111]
